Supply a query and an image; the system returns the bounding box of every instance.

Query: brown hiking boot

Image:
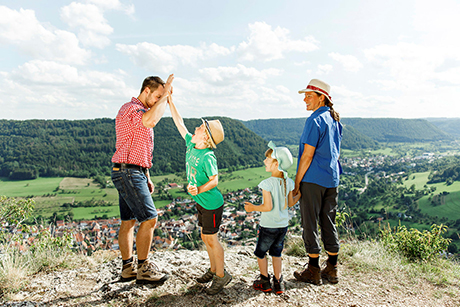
[120,261,137,282]
[321,262,338,284]
[294,264,322,285]
[136,260,169,285]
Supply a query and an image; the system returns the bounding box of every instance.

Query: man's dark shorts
[111,168,157,223]
[197,204,223,235]
[254,226,288,259]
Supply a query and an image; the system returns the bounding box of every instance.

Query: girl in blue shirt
[293,79,342,286]
[245,141,300,294]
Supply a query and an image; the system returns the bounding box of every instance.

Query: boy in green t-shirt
[168,95,232,295]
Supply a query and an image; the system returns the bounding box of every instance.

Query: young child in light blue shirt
[244,141,300,294]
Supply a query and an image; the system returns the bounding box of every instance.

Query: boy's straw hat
[268,141,293,178]
[202,118,224,148]
[298,79,333,102]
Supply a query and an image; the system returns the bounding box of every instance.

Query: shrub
[380,223,451,262]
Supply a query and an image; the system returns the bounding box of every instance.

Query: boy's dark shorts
[254,226,288,259]
[197,204,223,235]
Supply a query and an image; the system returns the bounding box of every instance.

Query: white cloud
[0,60,133,119]
[328,52,363,72]
[0,6,91,65]
[238,22,319,62]
[116,42,234,73]
[199,64,281,85]
[60,0,134,49]
[316,64,333,75]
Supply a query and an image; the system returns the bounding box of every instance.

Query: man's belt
[113,163,147,174]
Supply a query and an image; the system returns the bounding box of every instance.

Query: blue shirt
[297,106,342,188]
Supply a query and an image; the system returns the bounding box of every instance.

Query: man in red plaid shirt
[112,74,174,285]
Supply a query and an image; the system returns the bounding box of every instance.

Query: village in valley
[7,150,455,255]
[11,187,299,255]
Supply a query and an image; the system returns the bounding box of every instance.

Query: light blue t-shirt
[297,106,343,188]
[258,177,294,228]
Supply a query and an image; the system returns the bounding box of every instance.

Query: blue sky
[1,0,460,120]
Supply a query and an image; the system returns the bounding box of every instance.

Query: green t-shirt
[185,133,224,210]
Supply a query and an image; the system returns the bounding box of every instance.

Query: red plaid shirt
[112,97,154,169]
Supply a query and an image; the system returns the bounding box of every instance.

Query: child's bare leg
[257,256,269,277]
[201,233,216,273]
[272,256,282,280]
[202,233,224,277]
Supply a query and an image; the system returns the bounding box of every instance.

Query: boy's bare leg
[136,218,157,260]
[257,256,269,277]
[272,256,282,280]
[119,219,136,260]
[202,233,224,277]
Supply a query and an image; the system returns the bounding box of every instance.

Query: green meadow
[0,159,299,221]
[404,171,460,221]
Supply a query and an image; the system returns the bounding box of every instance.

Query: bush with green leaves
[380,223,451,262]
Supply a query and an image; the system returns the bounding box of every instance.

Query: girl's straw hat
[201,118,224,148]
[268,141,293,178]
[298,79,333,102]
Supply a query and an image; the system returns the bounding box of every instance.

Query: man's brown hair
[140,76,165,94]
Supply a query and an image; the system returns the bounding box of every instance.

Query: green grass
[401,171,460,221]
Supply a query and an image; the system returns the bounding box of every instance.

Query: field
[0,160,298,221]
[404,171,460,221]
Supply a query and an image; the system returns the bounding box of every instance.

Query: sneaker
[253,274,272,292]
[321,262,339,284]
[206,270,232,295]
[197,268,216,283]
[294,264,322,285]
[136,260,169,285]
[273,275,284,294]
[120,261,137,282]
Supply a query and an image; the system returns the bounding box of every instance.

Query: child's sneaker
[273,275,284,294]
[120,261,137,282]
[206,270,232,295]
[197,268,215,283]
[253,274,272,292]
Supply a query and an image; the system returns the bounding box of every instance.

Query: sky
[1,0,460,121]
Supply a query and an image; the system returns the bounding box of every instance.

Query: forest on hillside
[0,118,266,180]
[242,117,452,147]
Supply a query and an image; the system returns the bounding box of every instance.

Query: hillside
[426,118,460,138]
[242,118,379,149]
[4,242,459,307]
[242,117,451,148]
[0,117,266,179]
[342,118,451,142]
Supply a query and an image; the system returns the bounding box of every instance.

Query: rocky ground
[2,245,460,307]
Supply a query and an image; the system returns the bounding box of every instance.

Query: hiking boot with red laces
[120,261,137,282]
[136,260,169,285]
[321,262,339,284]
[273,275,285,294]
[294,264,322,285]
[253,274,272,292]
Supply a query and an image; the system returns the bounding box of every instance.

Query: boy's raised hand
[187,184,198,196]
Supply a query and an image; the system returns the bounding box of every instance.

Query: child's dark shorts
[254,226,288,259]
[197,204,223,235]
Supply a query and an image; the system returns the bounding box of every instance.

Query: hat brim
[298,88,315,94]
[201,118,217,148]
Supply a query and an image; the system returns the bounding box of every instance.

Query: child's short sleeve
[185,132,193,148]
[287,178,295,192]
[203,152,218,177]
[258,178,273,193]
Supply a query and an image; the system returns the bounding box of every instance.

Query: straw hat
[298,79,332,102]
[201,118,224,148]
[268,141,293,178]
